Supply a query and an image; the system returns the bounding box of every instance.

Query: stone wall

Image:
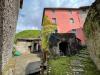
[16,41,32,54]
[0,0,20,73]
[0,0,4,73]
[84,0,100,70]
[87,32,100,70]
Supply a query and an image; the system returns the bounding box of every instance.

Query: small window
[52,9,55,17]
[70,18,74,23]
[69,10,72,14]
[52,18,56,24]
[52,9,55,13]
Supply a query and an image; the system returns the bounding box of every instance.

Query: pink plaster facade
[43,8,89,45]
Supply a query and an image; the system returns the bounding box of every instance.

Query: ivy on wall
[41,16,57,52]
[84,0,100,66]
[84,2,100,38]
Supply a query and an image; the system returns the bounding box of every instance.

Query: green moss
[14,30,41,43]
[15,30,40,38]
[84,0,100,68]
[82,58,100,75]
[84,3,100,38]
[48,55,100,75]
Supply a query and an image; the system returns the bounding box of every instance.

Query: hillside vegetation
[14,30,41,43]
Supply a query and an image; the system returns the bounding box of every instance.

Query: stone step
[72,68,84,72]
[70,60,84,68]
[79,52,89,54]
[76,54,89,58]
[79,51,89,53]
[80,51,88,53]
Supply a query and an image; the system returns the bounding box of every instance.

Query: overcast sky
[16,0,95,32]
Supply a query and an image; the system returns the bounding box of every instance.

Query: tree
[41,16,57,64]
[41,16,57,52]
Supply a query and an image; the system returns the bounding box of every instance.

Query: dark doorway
[34,43,37,51]
[28,46,32,53]
[59,41,68,55]
[33,43,40,52]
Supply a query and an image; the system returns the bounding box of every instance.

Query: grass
[14,30,41,43]
[15,30,41,38]
[48,56,72,75]
[82,58,100,75]
[48,55,100,75]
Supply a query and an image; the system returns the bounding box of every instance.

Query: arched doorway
[59,41,68,55]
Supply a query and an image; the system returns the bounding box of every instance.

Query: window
[52,9,55,17]
[70,18,74,23]
[52,9,55,13]
[52,18,56,24]
[69,10,72,14]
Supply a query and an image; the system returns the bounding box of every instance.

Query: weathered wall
[45,9,82,33]
[0,0,4,73]
[16,41,32,54]
[0,0,20,74]
[84,0,100,70]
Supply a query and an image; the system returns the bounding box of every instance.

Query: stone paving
[69,49,90,75]
[13,54,41,75]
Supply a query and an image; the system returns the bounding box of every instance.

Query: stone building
[42,7,89,45]
[16,38,41,54]
[42,7,89,55]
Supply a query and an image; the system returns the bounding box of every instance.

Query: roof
[44,6,90,10]
[41,6,90,25]
[17,38,41,41]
